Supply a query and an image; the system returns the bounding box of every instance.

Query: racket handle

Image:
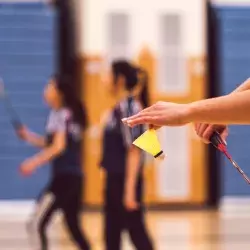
[210,131,226,149]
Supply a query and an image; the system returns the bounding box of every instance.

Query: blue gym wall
[214,6,250,196]
[0,2,57,199]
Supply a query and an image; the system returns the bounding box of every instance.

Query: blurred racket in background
[0,78,23,130]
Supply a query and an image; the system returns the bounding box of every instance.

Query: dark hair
[112,60,150,108]
[137,68,150,108]
[52,74,88,129]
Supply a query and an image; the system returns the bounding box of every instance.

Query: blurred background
[0,0,250,249]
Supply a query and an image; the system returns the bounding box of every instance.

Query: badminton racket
[210,131,250,185]
[0,78,23,130]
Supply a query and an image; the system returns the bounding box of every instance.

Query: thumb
[220,131,228,145]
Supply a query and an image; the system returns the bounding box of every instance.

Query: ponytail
[137,69,150,108]
[67,99,88,130]
[111,60,150,108]
[53,74,88,129]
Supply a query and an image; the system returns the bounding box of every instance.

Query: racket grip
[210,131,226,149]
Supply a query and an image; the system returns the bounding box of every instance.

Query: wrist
[181,103,195,124]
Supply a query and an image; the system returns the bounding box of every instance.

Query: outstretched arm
[192,77,250,126]
[122,78,250,142]
[123,90,250,127]
[193,77,250,142]
[188,90,250,124]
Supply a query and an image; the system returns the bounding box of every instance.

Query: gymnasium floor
[1,207,250,250]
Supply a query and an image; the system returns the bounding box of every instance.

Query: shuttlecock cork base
[154,150,165,160]
[133,129,165,160]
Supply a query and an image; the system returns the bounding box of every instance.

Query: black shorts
[37,173,83,209]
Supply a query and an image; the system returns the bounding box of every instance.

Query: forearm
[188,90,250,124]
[125,147,141,197]
[26,132,46,148]
[29,146,63,168]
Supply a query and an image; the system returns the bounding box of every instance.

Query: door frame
[206,1,221,207]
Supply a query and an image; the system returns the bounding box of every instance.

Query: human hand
[19,158,38,176]
[16,126,30,141]
[194,124,228,144]
[124,191,139,211]
[122,101,190,128]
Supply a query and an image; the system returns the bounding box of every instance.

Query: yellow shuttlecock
[133,129,165,160]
